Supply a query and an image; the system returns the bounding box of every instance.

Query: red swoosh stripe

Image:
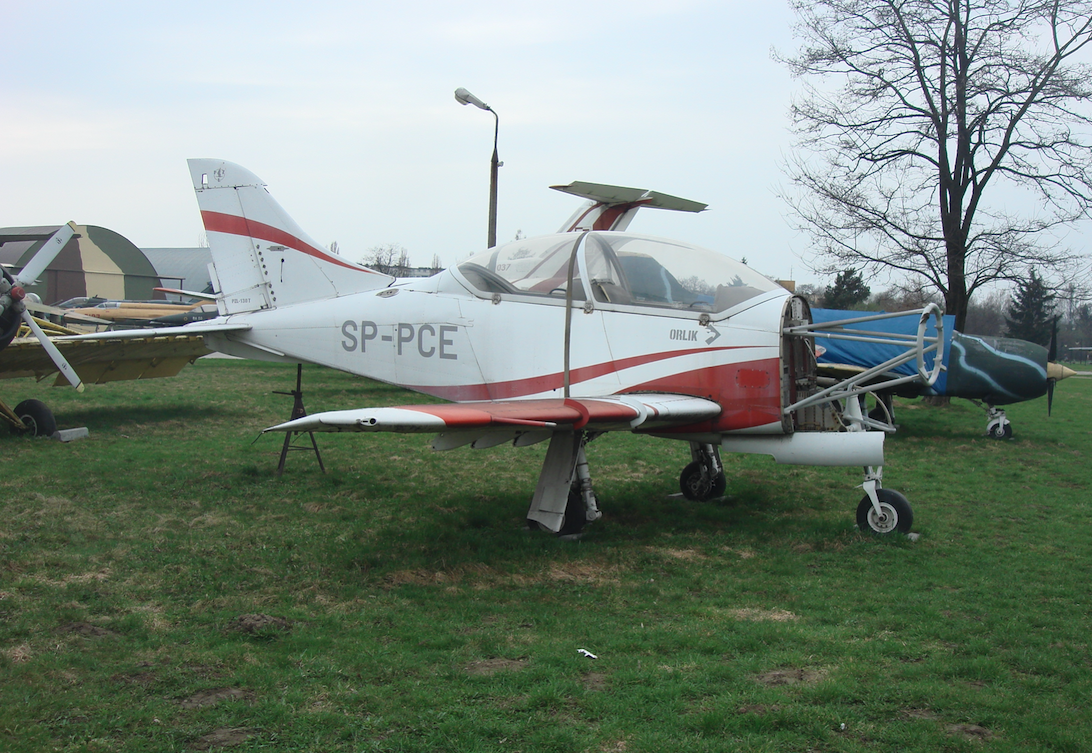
[200,210,382,274]
[405,346,755,401]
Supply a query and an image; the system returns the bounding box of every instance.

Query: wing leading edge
[265,393,723,447]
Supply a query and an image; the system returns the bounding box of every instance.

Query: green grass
[2,359,1091,751]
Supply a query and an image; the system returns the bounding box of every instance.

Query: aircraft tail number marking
[342,320,458,360]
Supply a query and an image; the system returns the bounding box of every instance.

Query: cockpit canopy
[457,232,782,314]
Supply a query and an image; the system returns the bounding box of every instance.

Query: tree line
[799,267,1092,358]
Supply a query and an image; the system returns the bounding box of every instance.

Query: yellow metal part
[17,315,83,339]
[0,395,26,431]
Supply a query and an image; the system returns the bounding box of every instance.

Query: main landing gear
[679,442,726,501]
[4,398,57,437]
[526,431,602,539]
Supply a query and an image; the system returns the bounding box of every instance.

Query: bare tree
[362,244,411,276]
[779,0,1092,330]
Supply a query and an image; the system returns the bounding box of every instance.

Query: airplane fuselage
[207,264,791,436]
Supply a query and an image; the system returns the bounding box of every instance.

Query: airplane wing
[266,393,723,449]
[0,332,212,384]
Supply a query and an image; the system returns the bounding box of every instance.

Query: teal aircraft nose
[945,333,1049,405]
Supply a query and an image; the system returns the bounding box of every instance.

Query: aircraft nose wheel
[856,489,913,535]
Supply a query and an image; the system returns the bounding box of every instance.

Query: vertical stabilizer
[188,160,393,315]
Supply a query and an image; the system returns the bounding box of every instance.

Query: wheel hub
[867,503,898,533]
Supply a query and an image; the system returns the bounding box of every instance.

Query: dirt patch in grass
[178,687,254,710]
[385,568,471,587]
[227,614,292,634]
[543,560,620,585]
[647,547,710,561]
[727,608,798,622]
[755,667,826,687]
[190,727,258,750]
[738,704,782,714]
[385,560,622,589]
[947,723,996,741]
[59,622,116,638]
[3,643,32,663]
[465,657,527,676]
[901,708,939,721]
[36,567,113,587]
[582,672,608,691]
[111,671,157,686]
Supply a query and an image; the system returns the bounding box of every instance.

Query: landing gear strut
[985,405,1012,439]
[857,466,913,535]
[526,430,602,538]
[679,442,726,501]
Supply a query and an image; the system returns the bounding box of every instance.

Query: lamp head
[454,87,490,111]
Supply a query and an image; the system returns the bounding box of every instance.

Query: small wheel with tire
[988,422,1013,439]
[679,461,727,501]
[856,489,913,535]
[10,399,57,437]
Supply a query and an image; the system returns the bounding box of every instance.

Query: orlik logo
[670,324,722,346]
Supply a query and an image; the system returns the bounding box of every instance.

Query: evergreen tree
[1004,269,1056,346]
[824,269,871,310]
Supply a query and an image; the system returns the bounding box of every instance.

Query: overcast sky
[0,1,950,289]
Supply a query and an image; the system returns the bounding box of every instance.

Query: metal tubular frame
[782,304,945,422]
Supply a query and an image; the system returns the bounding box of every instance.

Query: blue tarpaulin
[811,308,955,395]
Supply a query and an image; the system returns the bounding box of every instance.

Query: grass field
[2,358,1091,752]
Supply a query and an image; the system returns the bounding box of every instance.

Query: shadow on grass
[41,403,243,431]
[327,470,864,582]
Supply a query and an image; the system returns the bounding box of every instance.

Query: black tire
[679,461,727,501]
[558,486,588,538]
[989,422,1013,439]
[856,489,913,535]
[11,399,56,437]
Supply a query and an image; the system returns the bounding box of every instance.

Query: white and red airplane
[72,159,946,537]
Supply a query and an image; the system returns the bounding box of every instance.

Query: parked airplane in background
[66,160,945,536]
[812,308,1076,438]
[1,225,208,436]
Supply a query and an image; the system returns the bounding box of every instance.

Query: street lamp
[455,87,499,248]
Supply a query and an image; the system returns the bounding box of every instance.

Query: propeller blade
[15,222,77,288]
[20,309,85,393]
[1048,316,1059,363]
[1048,378,1055,416]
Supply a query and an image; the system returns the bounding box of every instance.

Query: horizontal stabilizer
[551,182,707,214]
[552,182,707,233]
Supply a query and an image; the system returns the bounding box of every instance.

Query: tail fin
[551,181,707,233]
[187,159,392,315]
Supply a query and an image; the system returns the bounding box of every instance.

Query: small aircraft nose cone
[946,332,1051,403]
[1047,362,1077,381]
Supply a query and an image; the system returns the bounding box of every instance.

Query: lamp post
[455,87,499,248]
